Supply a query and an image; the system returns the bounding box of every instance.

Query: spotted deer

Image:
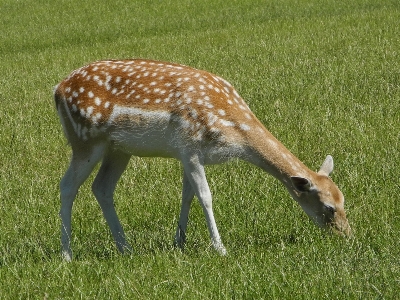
[54,59,350,261]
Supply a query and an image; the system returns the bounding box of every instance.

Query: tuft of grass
[1,0,399,298]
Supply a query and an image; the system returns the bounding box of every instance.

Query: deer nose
[333,218,352,237]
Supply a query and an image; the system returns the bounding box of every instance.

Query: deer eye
[325,205,336,215]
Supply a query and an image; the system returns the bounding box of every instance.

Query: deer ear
[318,155,334,176]
[291,176,313,193]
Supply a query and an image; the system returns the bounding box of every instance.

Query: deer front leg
[92,149,132,254]
[182,155,227,255]
[174,170,195,250]
[60,144,106,261]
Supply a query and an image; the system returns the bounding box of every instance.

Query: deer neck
[242,124,314,191]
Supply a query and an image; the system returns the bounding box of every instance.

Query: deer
[54,59,351,261]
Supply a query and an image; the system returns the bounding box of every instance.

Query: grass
[1,0,399,298]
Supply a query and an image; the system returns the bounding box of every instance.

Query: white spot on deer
[220,119,235,127]
[115,76,121,83]
[86,106,94,117]
[239,124,251,131]
[207,112,218,126]
[206,103,214,109]
[94,76,103,86]
[92,112,102,124]
[189,109,198,119]
[104,101,110,108]
[126,90,135,98]
[218,109,226,116]
[88,91,94,98]
[194,126,206,141]
[95,97,102,106]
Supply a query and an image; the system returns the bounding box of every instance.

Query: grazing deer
[54,59,350,261]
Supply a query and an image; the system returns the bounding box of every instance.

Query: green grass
[1,0,399,298]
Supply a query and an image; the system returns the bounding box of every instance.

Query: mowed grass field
[1,0,399,298]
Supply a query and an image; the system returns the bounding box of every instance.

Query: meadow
[0,0,399,298]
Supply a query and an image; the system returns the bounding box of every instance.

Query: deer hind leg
[92,149,132,254]
[60,143,106,261]
[182,155,227,255]
[174,170,195,250]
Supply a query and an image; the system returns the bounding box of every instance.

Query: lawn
[0,0,399,298]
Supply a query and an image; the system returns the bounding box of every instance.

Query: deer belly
[106,106,177,157]
[108,124,180,158]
